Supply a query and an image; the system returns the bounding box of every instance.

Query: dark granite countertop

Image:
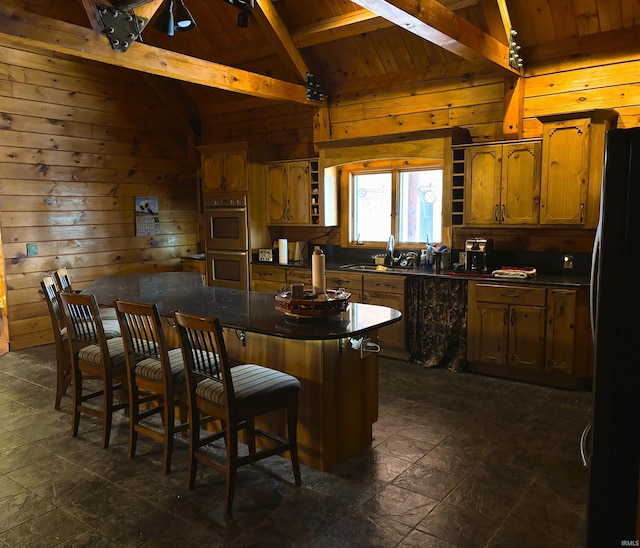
[252,260,591,288]
[83,272,401,340]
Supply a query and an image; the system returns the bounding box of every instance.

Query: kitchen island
[84,272,402,471]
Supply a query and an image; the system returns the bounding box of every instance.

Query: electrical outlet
[563,255,574,269]
[26,243,38,256]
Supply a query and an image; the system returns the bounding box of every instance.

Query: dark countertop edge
[251,261,591,288]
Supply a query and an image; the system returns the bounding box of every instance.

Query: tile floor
[0,345,592,547]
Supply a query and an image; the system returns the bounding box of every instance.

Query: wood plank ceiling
[2,0,640,115]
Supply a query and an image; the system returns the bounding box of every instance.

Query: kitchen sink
[339,264,402,272]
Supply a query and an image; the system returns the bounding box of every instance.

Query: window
[344,160,444,247]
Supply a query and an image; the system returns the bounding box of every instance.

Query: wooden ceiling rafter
[349,0,519,76]
[0,5,316,105]
[254,0,310,84]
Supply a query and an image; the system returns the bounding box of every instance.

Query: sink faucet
[386,235,395,265]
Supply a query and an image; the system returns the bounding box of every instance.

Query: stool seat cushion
[135,348,185,383]
[78,337,126,365]
[196,364,300,406]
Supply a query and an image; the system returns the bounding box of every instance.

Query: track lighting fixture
[154,0,197,35]
[175,0,196,31]
[154,0,175,36]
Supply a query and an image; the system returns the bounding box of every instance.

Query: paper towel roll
[312,246,326,295]
[278,239,288,265]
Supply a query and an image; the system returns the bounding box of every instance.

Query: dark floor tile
[374,433,437,463]
[0,490,55,535]
[393,463,467,501]
[362,484,439,527]
[505,480,586,546]
[0,508,88,547]
[399,528,457,547]
[324,506,413,547]
[417,501,500,548]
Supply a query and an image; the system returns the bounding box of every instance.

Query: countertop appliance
[585,127,640,545]
[464,237,492,272]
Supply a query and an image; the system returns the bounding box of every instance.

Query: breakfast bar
[84,271,402,471]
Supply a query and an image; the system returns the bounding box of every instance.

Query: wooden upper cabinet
[266,161,311,225]
[201,149,248,192]
[502,141,541,224]
[465,141,541,225]
[465,145,502,225]
[539,110,617,228]
[540,118,590,225]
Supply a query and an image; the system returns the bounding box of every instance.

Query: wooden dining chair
[114,300,188,474]
[54,267,118,320]
[41,276,72,410]
[173,310,302,514]
[59,291,128,448]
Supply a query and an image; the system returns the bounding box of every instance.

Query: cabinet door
[469,302,509,364]
[286,161,311,225]
[363,274,405,353]
[266,164,288,224]
[508,305,546,370]
[545,289,577,375]
[465,145,502,225]
[202,152,225,191]
[540,118,590,225]
[364,290,405,351]
[501,141,541,224]
[224,149,248,192]
[202,150,247,192]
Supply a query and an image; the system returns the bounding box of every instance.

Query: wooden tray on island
[275,290,351,318]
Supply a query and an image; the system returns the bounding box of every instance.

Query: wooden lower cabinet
[250,264,286,294]
[181,259,206,284]
[362,274,407,359]
[326,271,363,303]
[467,281,592,389]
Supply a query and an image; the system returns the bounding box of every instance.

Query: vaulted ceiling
[3,0,640,115]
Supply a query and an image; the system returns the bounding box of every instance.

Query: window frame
[340,158,445,250]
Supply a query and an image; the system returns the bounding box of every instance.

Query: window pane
[352,173,392,242]
[398,169,443,244]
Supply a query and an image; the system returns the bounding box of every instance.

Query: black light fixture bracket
[97,4,148,52]
[306,72,324,104]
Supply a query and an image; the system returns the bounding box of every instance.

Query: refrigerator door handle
[580,422,592,468]
[589,219,601,341]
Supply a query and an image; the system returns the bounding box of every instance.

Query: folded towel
[492,266,537,279]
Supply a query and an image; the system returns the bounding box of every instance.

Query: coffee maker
[465,238,492,272]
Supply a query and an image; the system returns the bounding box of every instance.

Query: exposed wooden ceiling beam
[292,9,395,49]
[254,0,310,84]
[0,6,314,105]
[350,0,518,75]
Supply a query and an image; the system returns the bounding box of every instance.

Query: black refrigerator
[586,127,640,546]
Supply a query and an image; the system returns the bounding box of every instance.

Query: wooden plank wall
[0,45,198,351]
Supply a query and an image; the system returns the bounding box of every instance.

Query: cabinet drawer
[182,259,205,275]
[326,271,362,292]
[251,265,286,283]
[286,268,313,286]
[474,283,546,306]
[363,274,406,294]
